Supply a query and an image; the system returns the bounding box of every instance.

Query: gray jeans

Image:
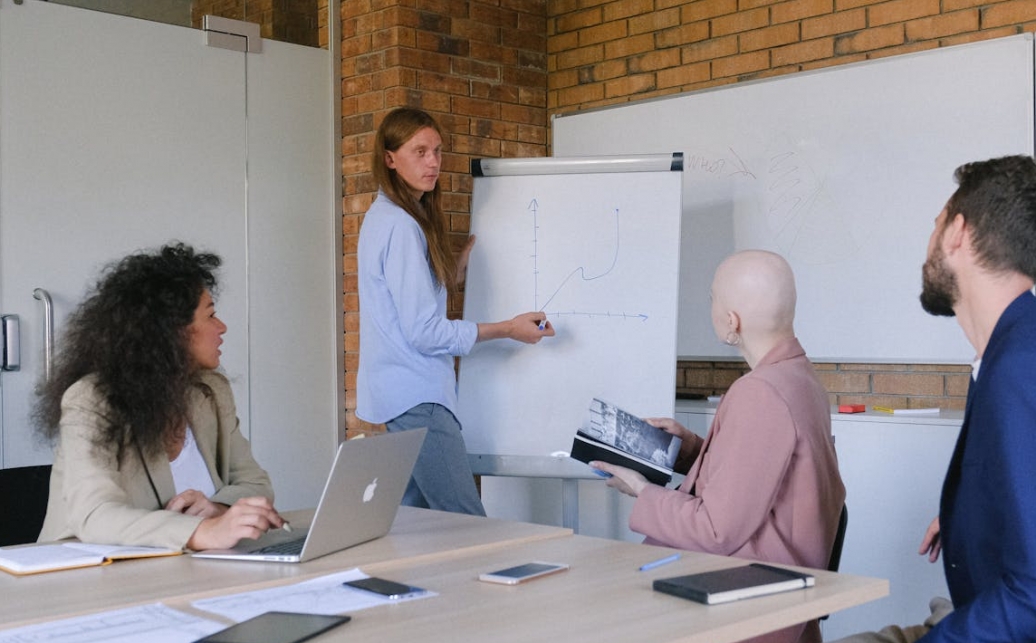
[386,403,486,517]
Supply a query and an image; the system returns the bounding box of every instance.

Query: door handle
[33,288,54,382]
[1,314,20,371]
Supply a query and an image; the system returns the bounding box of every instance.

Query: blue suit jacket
[921,292,1036,642]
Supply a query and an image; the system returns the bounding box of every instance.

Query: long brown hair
[372,107,457,294]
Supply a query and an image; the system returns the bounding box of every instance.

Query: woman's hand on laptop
[186,497,286,551]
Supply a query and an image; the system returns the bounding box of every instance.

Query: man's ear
[943,212,967,256]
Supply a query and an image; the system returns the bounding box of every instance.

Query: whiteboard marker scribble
[686,154,725,175]
[726,147,757,179]
[765,145,858,264]
[538,206,620,312]
[529,198,541,308]
[550,311,649,321]
[529,200,650,322]
[685,148,756,180]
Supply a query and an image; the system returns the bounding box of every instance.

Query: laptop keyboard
[256,537,306,556]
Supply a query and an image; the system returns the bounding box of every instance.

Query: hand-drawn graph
[528,197,648,324]
[457,168,683,458]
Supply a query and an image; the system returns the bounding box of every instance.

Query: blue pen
[538,318,547,331]
[639,553,680,572]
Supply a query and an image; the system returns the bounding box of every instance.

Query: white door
[0,0,339,509]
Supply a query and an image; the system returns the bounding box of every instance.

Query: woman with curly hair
[357,107,554,516]
[36,243,286,550]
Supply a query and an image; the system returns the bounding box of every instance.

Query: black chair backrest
[828,503,849,573]
[0,465,52,546]
[820,503,849,623]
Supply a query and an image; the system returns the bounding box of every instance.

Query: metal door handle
[33,288,54,382]
[1,314,20,371]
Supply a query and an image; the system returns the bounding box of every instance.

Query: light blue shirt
[356,192,478,423]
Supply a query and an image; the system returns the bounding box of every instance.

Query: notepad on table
[0,542,180,576]
[653,563,815,605]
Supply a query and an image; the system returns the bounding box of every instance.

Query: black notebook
[569,398,682,486]
[653,563,815,605]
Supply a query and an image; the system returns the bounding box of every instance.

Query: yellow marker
[872,405,895,413]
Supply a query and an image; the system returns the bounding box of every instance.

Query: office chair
[820,503,849,622]
[829,504,849,573]
[0,465,52,546]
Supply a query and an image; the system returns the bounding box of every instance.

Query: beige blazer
[38,370,274,549]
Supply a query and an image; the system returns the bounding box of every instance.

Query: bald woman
[592,250,845,643]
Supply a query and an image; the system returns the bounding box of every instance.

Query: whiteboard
[457,163,682,458]
[554,35,1035,363]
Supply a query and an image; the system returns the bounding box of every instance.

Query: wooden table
[0,506,571,629]
[310,535,889,643]
[0,510,887,642]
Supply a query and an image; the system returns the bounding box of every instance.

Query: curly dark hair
[34,242,221,458]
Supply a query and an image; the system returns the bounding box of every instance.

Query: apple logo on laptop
[362,478,378,503]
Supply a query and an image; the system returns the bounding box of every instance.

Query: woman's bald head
[711,250,797,340]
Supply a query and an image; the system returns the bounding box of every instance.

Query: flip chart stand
[468,454,602,533]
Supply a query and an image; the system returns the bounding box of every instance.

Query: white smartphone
[478,562,570,585]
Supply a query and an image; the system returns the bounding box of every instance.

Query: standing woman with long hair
[36,243,286,550]
[357,107,554,516]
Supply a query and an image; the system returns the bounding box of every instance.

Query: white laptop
[192,428,426,563]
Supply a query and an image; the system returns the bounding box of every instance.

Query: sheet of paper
[0,544,100,569]
[0,603,224,643]
[192,568,435,622]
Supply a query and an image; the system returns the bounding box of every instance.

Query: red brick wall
[677,360,973,411]
[547,0,1036,111]
[341,0,548,435]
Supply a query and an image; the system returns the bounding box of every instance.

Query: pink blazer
[630,337,845,643]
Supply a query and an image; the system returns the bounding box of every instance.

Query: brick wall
[547,0,1036,111]
[338,1,1036,429]
[341,0,548,435]
[677,360,972,411]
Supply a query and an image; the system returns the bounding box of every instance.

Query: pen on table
[872,405,894,414]
[639,553,680,571]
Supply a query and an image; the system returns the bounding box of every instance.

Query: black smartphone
[194,611,350,643]
[344,576,426,599]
